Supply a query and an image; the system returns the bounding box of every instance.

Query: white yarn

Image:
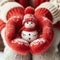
[0,0,8,6]
[50,0,60,3]
[0,0,15,12]
[4,47,31,60]
[35,2,60,24]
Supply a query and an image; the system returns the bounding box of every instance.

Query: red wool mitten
[30,16,54,54]
[32,2,60,54]
[5,18,30,55]
[0,2,30,55]
[24,6,35,14]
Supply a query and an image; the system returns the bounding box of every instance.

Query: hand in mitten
[0,2,32,60]
[0,2,30,55]
[32,1,60,60]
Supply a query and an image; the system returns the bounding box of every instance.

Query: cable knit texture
[35,2,60,24]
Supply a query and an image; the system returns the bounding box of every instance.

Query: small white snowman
[21,14,38,42]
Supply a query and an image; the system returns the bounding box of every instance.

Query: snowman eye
[27,22,28,24]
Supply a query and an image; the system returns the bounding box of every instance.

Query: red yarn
[24,6,34,14]
[23,18,38,26]
[35,8,53,21]
[7,7,24,20]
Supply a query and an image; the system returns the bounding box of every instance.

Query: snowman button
[29,34,31,36]
[29,38,31,40]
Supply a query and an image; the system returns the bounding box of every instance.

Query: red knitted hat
[24,6,35,14]
[23,14,38,26]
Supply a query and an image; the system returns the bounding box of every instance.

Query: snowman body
[21,30,38,42]
[21,20,38,42]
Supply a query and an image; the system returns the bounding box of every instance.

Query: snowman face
[24,21,35,28]
[21,31,38,42]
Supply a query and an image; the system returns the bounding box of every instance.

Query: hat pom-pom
[24,6,34,14]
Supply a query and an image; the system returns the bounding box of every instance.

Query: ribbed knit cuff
[35,2,60,24]
[0,2,24,23]
[35,8,53,21]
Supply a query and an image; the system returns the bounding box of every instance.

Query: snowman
[19,14,38,42]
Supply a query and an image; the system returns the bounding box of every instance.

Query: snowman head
[24,21,35,28]
[23,14,38,28]
[21,30,38,42]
